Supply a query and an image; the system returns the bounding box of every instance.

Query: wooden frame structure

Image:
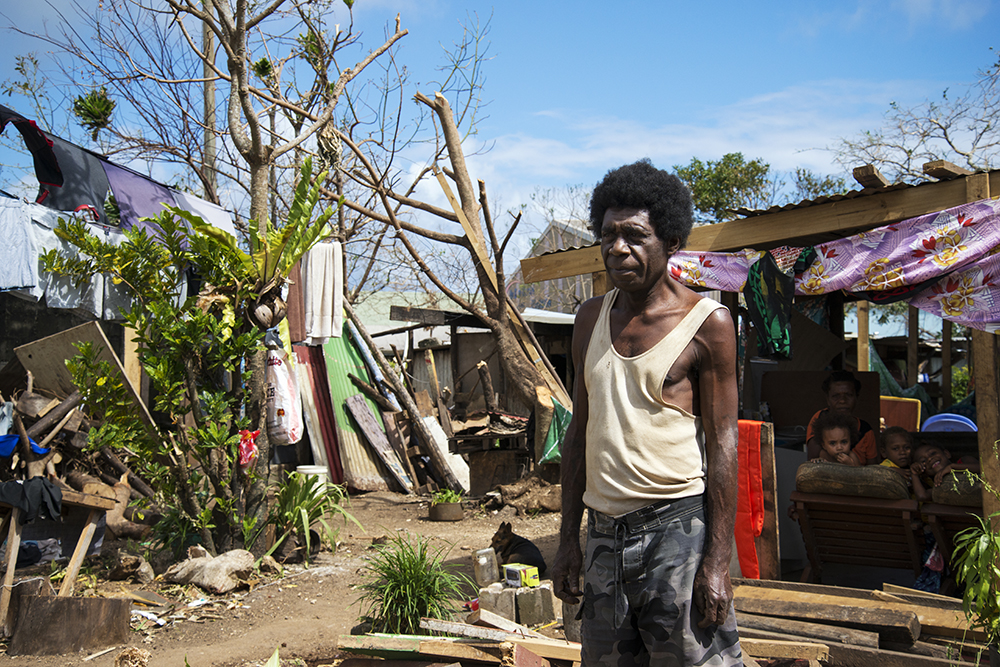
[519,164,1000,522]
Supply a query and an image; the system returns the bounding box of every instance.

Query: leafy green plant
[952,365,972,406]
[431,489,462,505]
[72,86,116,141]
[264,472,361,566]
[953,510,1000,646]
[356,533,474,634]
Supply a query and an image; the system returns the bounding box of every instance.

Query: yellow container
[503,563,539,588]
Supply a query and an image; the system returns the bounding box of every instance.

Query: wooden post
[857,300,870,372]
[907,306,919,386]
[942,320,952,409]
[0,508,23,636]
[591,271,609,297]
[971,329,1000,523]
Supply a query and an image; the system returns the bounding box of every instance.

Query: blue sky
[1,0,997,238]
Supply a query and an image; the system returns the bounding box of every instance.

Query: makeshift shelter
[519,163,1000,577]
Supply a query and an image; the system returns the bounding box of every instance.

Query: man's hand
[551,539,583,604]
[693,562,733,629]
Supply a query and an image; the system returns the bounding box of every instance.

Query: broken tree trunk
[477,361,498,413]
[98,447,156,498]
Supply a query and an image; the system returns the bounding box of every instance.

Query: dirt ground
[0,491,570,667]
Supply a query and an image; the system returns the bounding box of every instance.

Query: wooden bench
[789,491,925,584]
[0,488,115,635]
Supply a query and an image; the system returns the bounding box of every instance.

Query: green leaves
[72,87,116,141]
[674,152,775,223]
[356,534,475,635]
[265,472,361,566]
[953,510,1000,642]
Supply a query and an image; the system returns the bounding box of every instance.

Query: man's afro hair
[589,159,694,247]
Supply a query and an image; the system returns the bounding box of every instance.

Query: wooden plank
[857,300,870,371]
[58,508,100,597]
[8,596,131,656]
[467,608,547,639]
[389,305,485,329]
[853,164,890,188]
[0,507,23,636]
[734,596,919,644]
[384,412,419,487]
[346,395,414,494]
[941,320,952,409]
[499,637,580,663]
[591,271,609,297]
[972,327,1000,523]
[418,639,502,663]
[337,660,459,667]
[966,171,990,201]
[755,422,780,580]
[908,306,919,386]
[503,644,551,667]
[826,641,974,667]
[14,322,154,429]
[414,390,437,419]
[337,634,422,660]
[882,583,964,607]
[736,611,878,647]
[734,584,974,639]
[419,617,516,642]
[59,489,116,511]
[923,160,973,180]
[741,637,828,661]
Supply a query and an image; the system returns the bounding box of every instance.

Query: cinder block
[562,598,582,643]
[479,582,516,621]
[516,582,556,626]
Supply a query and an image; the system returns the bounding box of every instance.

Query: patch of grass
[356,533,474,635]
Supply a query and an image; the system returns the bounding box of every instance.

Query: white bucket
[295,465,330,485]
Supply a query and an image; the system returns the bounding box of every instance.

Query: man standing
[552,160,742,666]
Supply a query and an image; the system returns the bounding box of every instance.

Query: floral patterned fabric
[668,198,1000,332]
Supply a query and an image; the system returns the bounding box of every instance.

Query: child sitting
[910,443,980,502]
[809,411,861,466]
[879,427,914,482]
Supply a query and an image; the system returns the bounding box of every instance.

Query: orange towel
[736,420,765,578]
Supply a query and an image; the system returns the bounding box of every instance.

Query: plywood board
[346,394,413,493]
[14,322,153,428]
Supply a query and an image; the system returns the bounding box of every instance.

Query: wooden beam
[923,160,973,180]
[389,305,484,329]
[966,171,990,201]
[972,328,1000,524]
[941,320,952,409]
[755,422,780,580]
[908,306,920,386]
[736,611,878,647]
[853,164,890,189]
[591,271,609,297]
[733,597,920,644]
[741,637,828,661]
[857,300,870,372]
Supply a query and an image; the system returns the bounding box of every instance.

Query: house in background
[506,218,593,314]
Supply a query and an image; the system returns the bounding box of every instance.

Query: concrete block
[516,581,556,626]
[562,598,582,643]
[479,582,515,621]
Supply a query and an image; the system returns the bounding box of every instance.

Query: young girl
[879,427,914,480]
[809,411,861,466]
[911,443,980,501]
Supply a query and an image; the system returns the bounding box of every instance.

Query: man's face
[600,208,675,291]
[826,381,858,415]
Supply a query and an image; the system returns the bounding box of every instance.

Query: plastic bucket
[295,465,330,485]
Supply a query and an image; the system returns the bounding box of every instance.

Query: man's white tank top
[582,289,724,517]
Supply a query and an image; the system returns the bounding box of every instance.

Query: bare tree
[834,54,1000,183]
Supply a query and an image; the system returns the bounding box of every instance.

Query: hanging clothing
[735,420,765,579]
[35,134,110,222]
[0,198,40,292]
[171,190,237,237]
[301,242,343,344]
[0,105,61,187]
[102,162,178,234]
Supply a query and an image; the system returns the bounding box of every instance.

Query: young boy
[910,443,980,501]
[879,427,914,480]
[809,411,861,466]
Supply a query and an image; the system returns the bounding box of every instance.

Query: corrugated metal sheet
[322,335,392,492]
[410,347,454,400]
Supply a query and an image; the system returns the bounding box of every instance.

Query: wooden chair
[790,491,925,584]
[920,502,982,561]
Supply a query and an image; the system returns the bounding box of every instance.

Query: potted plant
[428,489,464,522]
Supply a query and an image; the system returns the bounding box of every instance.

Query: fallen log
[104,476,150,541]
[65,471,115,500]
[98,447,155,498]
[25,391,82,439]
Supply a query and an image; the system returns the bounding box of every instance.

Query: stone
[479,582,515,621]
[516,581,556,626]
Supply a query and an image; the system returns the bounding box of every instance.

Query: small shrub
[431,489,462,506]
[356,533,474,634]
[265,471,361,565]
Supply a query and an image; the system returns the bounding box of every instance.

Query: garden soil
[0,491,573,667]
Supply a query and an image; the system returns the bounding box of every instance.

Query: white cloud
[890,0,990,30]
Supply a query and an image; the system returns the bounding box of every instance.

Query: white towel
[302,241,342,344]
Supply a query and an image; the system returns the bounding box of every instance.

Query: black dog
[491,521,546,575]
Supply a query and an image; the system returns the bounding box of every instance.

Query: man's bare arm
[692,307,739,628]
[551,298,599,604]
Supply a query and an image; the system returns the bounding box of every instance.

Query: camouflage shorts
[580,496,742,666]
